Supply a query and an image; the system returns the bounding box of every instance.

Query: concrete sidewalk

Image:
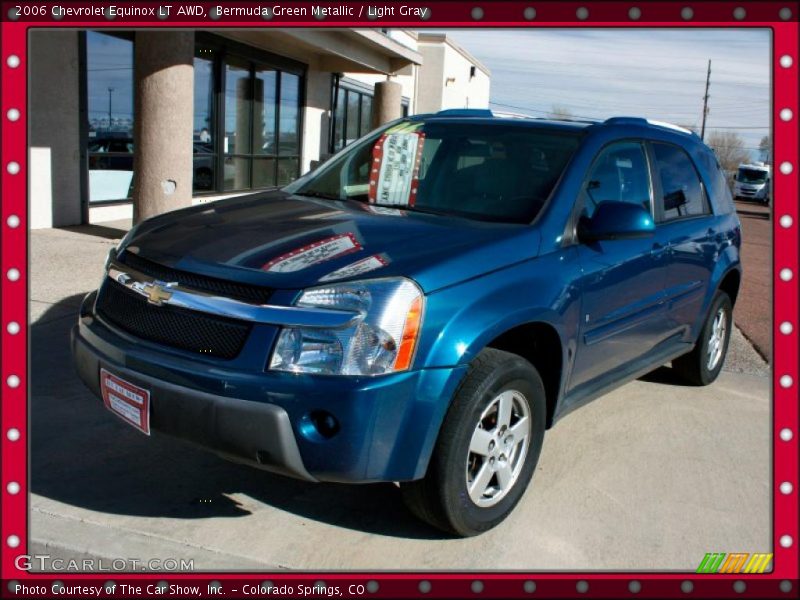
[29,223,771,571]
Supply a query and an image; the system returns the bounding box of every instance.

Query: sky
[85,29,772,160]
[432,28,771,159]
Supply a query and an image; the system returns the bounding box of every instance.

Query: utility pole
[107,87,114,128]
[700,60,711,141]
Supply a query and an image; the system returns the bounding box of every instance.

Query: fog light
[300,410,340,440]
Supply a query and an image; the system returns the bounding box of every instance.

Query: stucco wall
[415,44,445,114]
[29,31,82,228]
[416,35,491,114]
[440,43,490,110]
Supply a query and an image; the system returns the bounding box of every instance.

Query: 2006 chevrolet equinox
[73,110,742,536]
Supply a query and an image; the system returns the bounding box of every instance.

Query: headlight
[269,277,424,376]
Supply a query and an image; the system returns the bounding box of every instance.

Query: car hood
[119,191,541,293]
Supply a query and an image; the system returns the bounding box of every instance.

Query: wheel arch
[484,321,565,429]
[718,267,742,307]
[692,247,741,340]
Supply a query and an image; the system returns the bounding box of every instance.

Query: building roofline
[416,32,491,77]
[350,29,423,67]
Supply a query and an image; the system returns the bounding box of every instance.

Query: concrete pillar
[371,80,403,129]
[132,32,194,223]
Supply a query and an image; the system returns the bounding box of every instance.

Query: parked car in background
[733,162,770,205]
[88,136,227,193]
[73,111,742,536]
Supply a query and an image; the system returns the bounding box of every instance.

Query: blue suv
[72,111,742,536]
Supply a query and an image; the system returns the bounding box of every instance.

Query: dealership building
[28,29,490,228]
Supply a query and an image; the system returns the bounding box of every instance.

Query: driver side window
[580,141,652,220]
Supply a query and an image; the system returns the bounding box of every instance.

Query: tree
[548,105,574,120]
[706,130,750,174]
[758,135,771,163]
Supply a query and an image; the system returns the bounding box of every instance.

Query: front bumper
[73,328,316,481]
[734,185,767,200]
[71,293,466,483]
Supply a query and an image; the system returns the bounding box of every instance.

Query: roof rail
[491,111,535,119]
[434,108,494,118]
[603,116,695,135]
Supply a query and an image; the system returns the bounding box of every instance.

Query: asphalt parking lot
[29,221,770,571]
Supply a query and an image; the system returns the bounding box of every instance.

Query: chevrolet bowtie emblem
[142,281,176,306]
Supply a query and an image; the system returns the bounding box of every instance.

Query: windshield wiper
[371,203,450,217]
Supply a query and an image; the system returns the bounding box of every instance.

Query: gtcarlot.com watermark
[15,554,195,572]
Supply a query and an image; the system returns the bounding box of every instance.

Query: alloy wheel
[707,307,728,371]
[465,389,531,508]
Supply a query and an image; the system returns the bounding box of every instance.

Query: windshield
[287,120,582,224]
[737,168,768,184]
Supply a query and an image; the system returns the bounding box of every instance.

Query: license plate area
[100,368,151,435]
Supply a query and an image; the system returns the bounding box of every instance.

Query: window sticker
[319,254,391,282]
[368,131,426,207]
[261,233,361,273]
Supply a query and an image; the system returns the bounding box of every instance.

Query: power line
[489,101,770,131]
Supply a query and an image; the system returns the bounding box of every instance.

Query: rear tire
[673,290,732,385]
[401,348,546,536]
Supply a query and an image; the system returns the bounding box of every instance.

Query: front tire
[401,348,546,536]
[673,290,732,385]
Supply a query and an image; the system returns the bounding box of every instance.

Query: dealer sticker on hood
[261,233,361,273]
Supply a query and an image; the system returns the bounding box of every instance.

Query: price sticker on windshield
[368,131,426,207]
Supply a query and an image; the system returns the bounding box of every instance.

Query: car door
[649,142,717,342]
[568,140,671,392]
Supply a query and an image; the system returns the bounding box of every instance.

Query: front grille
[120,252,272,304]
[96,279,252,360]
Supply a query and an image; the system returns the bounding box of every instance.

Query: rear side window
[580,141,652,219]
[652,143,709,221]
[698,149,735,214]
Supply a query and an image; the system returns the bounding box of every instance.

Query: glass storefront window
[279,73,300,155]
[252,157,276,189]
[333,87,346,152]
[224,58,251,159]
[86,32,134,202]
[224,156,251,191]
[222,59,301,191]
[85,33,303,202]
[330,83,388,154]
[254,68,277,155]
[193,52,215,192]
[360,95,373,138]
[277,158,299,186]
[346,91,360,147]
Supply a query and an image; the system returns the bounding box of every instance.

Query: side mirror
[579,201,655,242]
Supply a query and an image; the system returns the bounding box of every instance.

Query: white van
[733,162,770,205]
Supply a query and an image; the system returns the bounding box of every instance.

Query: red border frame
[1,2,798,598]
